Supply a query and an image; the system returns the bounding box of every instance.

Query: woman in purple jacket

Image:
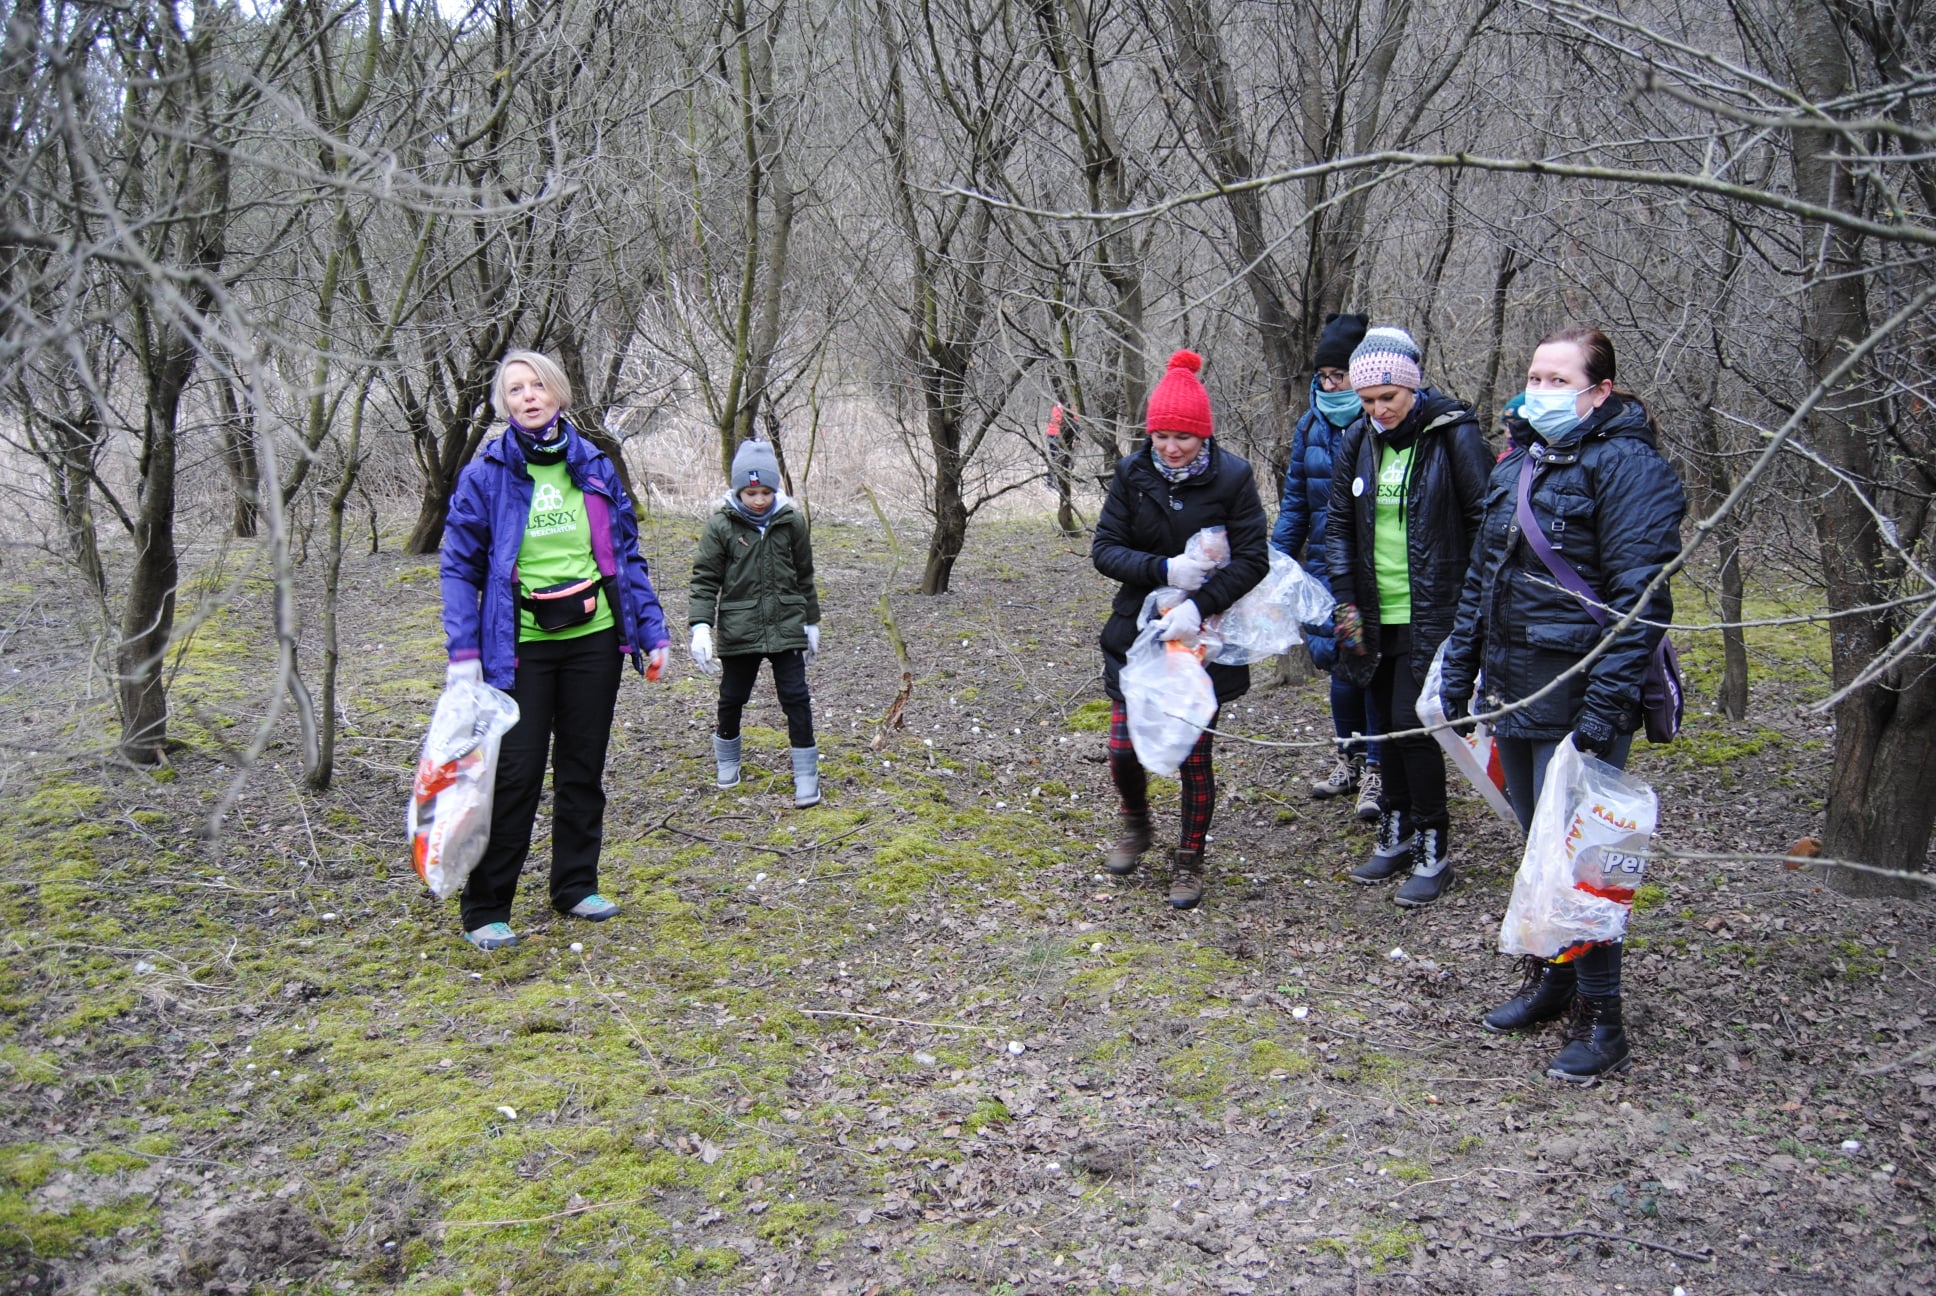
[440,351,670,950]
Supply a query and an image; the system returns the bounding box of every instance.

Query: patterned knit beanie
[1348,327,1423,392]
[730,438,782,493]
[1145,349,1214,437]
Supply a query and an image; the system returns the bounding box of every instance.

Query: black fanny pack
[521,577,606,632]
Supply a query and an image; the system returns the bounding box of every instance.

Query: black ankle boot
[1482,957,1577,1034]
[1546,994,1631,1082]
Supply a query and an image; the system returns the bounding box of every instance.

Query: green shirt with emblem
[517,459,615,642]
[1372,441,1415,625]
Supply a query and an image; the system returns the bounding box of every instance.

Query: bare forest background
[2,0,1933,880]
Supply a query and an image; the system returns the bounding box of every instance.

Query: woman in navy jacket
[1439,327,1685,1081]
[440,351,670,950]
[1092,350,1268,911]
[1272,313,1385,818]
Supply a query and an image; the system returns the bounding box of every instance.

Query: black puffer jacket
[1325,388,1492,689]
[1092,442,1270,704]
[1440,394,1685,739]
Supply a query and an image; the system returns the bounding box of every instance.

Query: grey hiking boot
[790,746,821,808]
[713,733,742,789]
[1103,812,1153,876]
[1350,810,1413,884]
[1354,766,1383,822]
[1311,753,1362,799]
[1168,848,1204,910]
[567,893,620,921]
[464,922,519,951]
[1394,827,1453,907]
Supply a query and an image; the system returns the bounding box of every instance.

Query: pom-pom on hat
[730,438,782,494]
[1313,313,1369,372]
[1145,349,1214,437]
[1349,327,1423,392]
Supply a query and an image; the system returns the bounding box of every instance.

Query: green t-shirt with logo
[1372,442,1414,625]
[517,459,615,642]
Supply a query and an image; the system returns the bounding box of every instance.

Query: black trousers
[1371,625,1448,837]
[717,650,814,748]
[461,627,621,929]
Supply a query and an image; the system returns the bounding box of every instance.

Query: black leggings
[717,650,815,748]
[1370,626,1448,836]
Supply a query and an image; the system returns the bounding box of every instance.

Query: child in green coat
[689,440,823,806]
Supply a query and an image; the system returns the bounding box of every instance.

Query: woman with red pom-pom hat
[1091,349,1269,910]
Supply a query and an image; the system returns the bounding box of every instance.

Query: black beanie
[1313,312,1370,372]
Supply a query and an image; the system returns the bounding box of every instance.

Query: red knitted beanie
[1145,349,1214,437]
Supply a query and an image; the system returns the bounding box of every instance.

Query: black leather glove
[1571,713,1616,757]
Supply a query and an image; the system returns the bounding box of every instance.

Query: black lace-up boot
[1482,956,1577,1034]
[1546,995,1631,1082]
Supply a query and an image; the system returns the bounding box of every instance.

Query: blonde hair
[491,350,572,421]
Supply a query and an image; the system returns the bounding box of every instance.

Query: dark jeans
[1496,732,1636,998]
[1331,671,1385,767]
[717,650,815,748]
[1371,626,1446,836]
[461,627,621,930]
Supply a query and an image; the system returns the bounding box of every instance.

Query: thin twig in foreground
[1474,1227,1714,1264]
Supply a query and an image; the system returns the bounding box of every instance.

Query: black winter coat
[1325,388,1492,689]
[1092,442,1270,705]
[1439,395,1685,739]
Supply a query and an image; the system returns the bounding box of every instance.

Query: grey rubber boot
[790,746,821,808]
[712,734,742,790]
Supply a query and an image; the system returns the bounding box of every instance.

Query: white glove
[803,624,820,668]
[1166,554,1214,591]
[689,625,719,676]
[446,659,482,688]
[1155,599,1203,643]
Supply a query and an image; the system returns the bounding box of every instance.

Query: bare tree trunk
[1162,0,1299,451]
[213,371,260,538]
[1785,0,1936,887]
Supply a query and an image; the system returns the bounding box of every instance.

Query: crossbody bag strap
[1514,452,1608,627]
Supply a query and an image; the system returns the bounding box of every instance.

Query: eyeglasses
[1316,369,1351,391]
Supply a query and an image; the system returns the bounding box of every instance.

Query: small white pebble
[755,872,767,883]
[321,912,337,921]
[1291,1007,1309,1021]
[569,942,584,953]
[995,801,1006,809]
[1387,947,1407,961]
[1007,1040,1026,1055]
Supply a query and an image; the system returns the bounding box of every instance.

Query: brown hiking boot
[1103,812,1152,876]
[1168,848,1204,910]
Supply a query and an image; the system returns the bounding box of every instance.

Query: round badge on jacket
[1352,476,1366,497]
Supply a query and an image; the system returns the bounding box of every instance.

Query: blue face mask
[1521,387,1586,440]
[1314,385,1363,427]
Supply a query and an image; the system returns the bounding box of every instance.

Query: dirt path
[0,514,1930,1295]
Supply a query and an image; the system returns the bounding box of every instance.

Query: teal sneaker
[464,922,519,950]
[567,894,620,921]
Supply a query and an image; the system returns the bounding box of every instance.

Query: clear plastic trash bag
[1119,623,1218,777]
[408,678,520,899]
[1417,640,1519,828]
[1498,736,1657,961]
[1207,550,1336,666]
